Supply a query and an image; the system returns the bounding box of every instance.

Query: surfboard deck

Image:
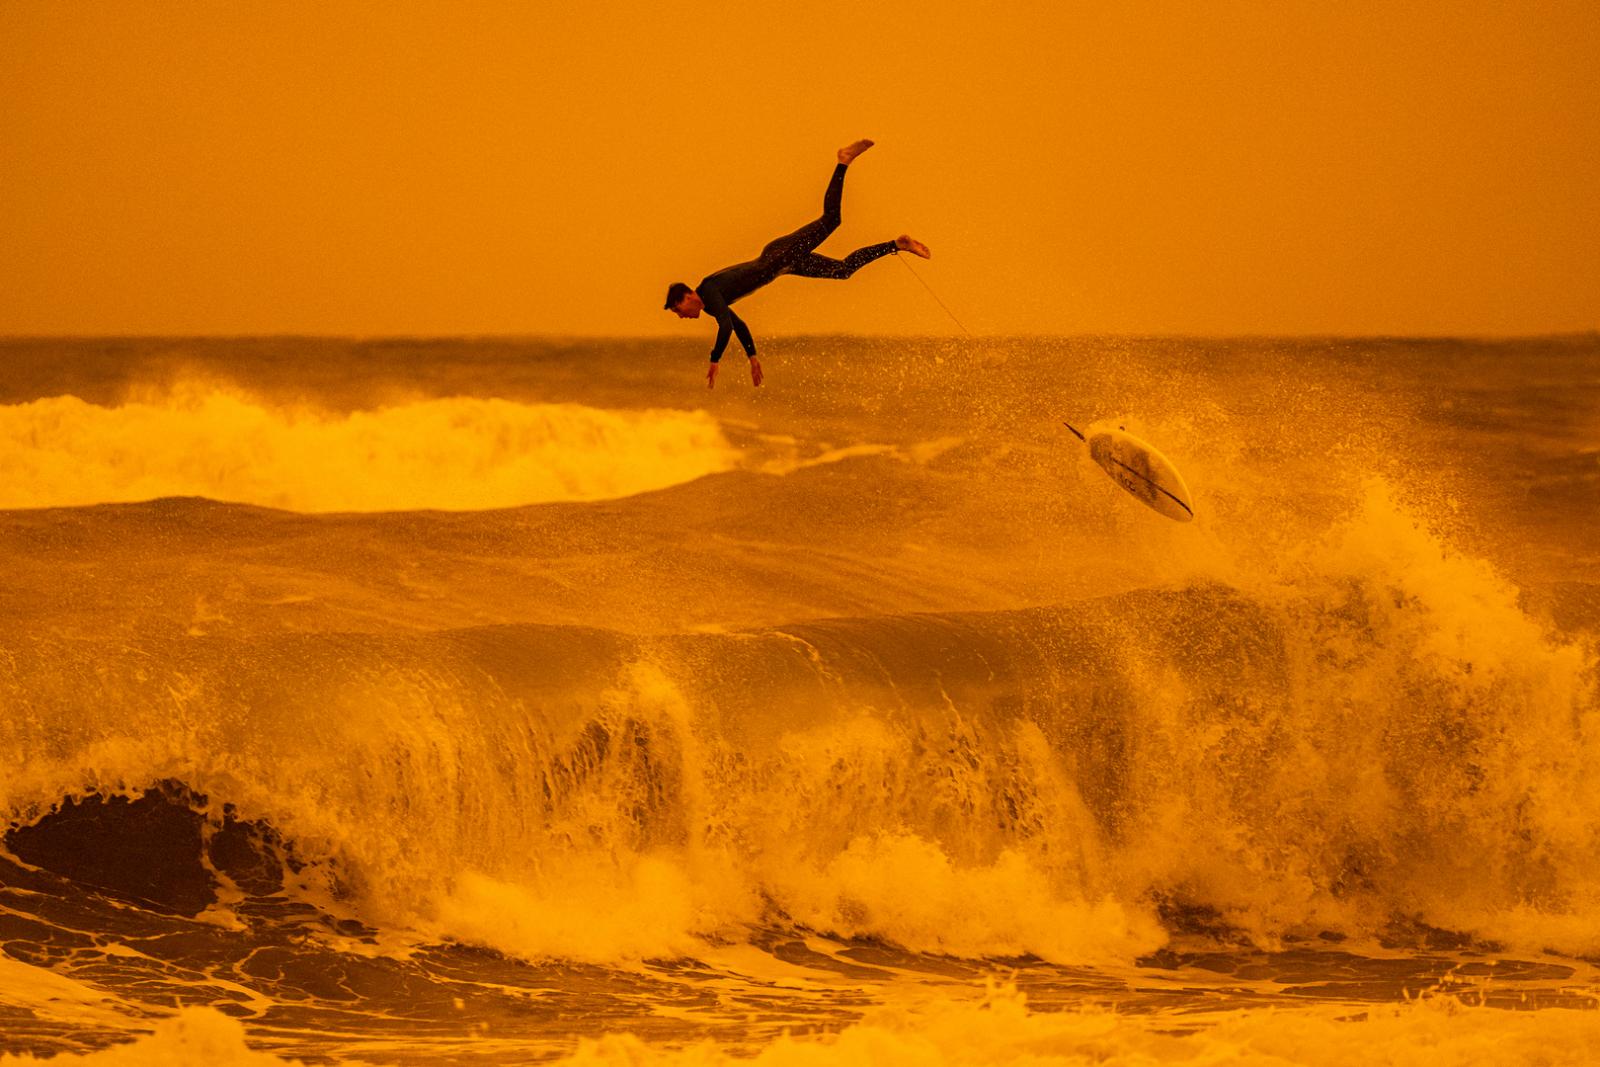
[1076,425,1195,522]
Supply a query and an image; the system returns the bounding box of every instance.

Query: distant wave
[0,384,737,510]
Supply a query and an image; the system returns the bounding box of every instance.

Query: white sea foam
[8,989,1600,1067]
[0,384,736,510]
[561,987,1600,1066]
[0,1007,308,1065]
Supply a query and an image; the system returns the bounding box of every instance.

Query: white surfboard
[1066,423,1194,522]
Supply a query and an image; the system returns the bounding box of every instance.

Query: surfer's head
[664,283,702,319]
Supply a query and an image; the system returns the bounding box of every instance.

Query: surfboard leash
[897,254,974,338]
[902,258,1099,459]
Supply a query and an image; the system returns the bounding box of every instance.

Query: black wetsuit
[698,163,899,362]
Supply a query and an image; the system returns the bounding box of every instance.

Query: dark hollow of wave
[5,782,296,917]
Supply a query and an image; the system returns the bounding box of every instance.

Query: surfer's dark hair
[664,282,693,310]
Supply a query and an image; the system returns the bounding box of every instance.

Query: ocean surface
[1,335,1599,1065]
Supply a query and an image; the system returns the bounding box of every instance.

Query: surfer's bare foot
[896,234,931,258]
[837,139,874,164]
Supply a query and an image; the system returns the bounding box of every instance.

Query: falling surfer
[664,139,932,388]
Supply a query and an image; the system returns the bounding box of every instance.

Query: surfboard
[1065,423,1194,522]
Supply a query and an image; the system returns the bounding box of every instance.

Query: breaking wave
[0,384,737,511]
[3,484,1596,967]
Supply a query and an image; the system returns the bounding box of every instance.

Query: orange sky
[2,0,1597,337]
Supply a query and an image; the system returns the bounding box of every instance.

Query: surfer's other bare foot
[837,139,874,164]
[896,234,931,258]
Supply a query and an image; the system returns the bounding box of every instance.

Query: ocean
[1,334,1598,1064]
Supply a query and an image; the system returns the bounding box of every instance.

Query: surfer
[664,139,932,388]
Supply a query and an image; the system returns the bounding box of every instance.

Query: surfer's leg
[819,162,846,230]
[787,242,899,280]
[758,163,850,267]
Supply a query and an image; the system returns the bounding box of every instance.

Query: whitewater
[1,334,1598,1064]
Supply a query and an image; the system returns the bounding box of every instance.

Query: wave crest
[0,384,736,511]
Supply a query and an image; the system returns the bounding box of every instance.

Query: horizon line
[2,330,1597,344]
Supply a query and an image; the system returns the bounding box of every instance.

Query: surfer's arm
[729,312,755,360]
[706,316,761,388]
[703,289,756,365]
[708,311,756,364]
[709,316,732,363]
[702,287,757,389]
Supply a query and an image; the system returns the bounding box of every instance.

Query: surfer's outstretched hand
[706,362,718,389]
[750,358,763,387]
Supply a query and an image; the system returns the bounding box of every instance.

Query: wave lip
[0,387,737,511]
